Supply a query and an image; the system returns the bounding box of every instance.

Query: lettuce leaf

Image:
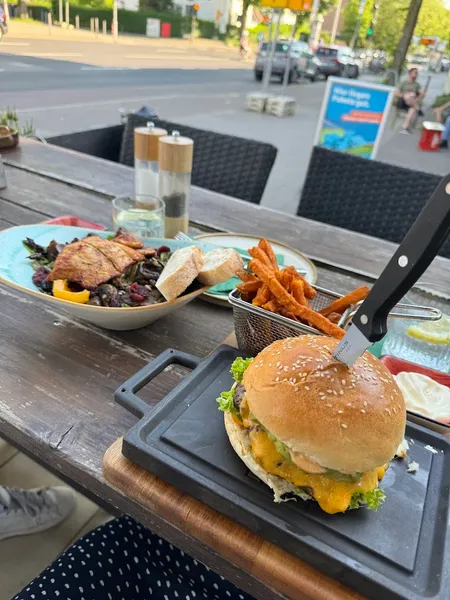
[217,357,253,415]
[217,389,236,413]
[349,488,386,511]
[230,357,253,383]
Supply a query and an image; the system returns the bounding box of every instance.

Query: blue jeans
[443,115,450,141]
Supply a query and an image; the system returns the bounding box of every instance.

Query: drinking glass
[112,195,165,239]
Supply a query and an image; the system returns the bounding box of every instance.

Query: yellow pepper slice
[53,280,90,304]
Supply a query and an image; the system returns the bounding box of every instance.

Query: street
[1,25,449,215]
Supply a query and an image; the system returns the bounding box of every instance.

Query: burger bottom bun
[224,412,311,504]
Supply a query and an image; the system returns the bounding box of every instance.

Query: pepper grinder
[134,122,167,201]
[159,131,194,238]
[0,155,7,190]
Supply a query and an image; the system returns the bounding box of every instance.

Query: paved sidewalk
[7,20,232,50]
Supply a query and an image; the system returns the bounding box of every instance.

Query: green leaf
[216,390,235,413]
[349,488,386,511]
[230,357,253,383]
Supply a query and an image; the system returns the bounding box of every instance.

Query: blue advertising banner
[314,78,394,159]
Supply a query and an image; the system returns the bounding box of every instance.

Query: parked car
[254,40,320,83]
[314,46,359,79]
[440,56,450,72]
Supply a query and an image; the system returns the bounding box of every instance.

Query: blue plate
[0,224,217,331]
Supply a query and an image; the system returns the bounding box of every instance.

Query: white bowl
[0,225,214,331]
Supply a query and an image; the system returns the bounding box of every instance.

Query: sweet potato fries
[236,238,370,340]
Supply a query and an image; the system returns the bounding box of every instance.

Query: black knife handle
[353,173,450,342]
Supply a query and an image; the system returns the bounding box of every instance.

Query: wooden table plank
[104,439,363,600]
[1,166,112,228]
[4,139,450,293]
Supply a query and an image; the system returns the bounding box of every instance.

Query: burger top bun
[243,336,406,475]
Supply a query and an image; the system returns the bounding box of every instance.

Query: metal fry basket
[229,285,351,356]
[229,286,442,357]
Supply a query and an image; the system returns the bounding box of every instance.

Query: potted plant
[0,108,19,150]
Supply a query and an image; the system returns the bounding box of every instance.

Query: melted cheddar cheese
[248,429,387,514]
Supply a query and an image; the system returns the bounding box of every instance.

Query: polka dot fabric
[14,516,254,600]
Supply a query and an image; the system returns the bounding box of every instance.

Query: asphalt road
[1,34,449,214]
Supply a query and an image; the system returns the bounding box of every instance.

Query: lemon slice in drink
[407,315,450,345]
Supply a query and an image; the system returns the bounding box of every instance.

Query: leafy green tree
[373,0,449,55]
[139,0,174,12]
[341,0,374,47]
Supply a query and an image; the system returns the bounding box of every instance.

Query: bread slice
[198,248,243,286]
[156,246,205,302]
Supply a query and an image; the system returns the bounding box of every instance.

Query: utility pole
[330,0,344,45]
[2,0,10,22]
[58,0,63,24]
[350,0,367,49]
[309,0,320,48]
[190,3,200,43]
[112,0,118,42]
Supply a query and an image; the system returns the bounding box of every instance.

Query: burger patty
[233,383,246,413]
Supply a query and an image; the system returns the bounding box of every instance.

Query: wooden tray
[103,438,362,600]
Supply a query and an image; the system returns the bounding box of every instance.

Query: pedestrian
[439,115,450,149]
[0,485,75,541]
[14,514,255,600]
[394,67,425,134]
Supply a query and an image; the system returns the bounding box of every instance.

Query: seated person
[395,68,425,133]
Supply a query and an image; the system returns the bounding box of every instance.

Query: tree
[372,0,449,56]
[391,0,423,77]
[139,0,175,12]
[341,0,375,47]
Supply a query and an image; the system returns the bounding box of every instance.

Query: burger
[217,336,406,514]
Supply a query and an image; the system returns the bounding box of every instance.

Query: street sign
[289,0,312,9]
[314,78,394,160]
[420,36,437,46]
[146,18,160,38]
[261,0,288,7]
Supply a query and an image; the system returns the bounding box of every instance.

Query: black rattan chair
[47,125,124,163]
[297,146,449,258]
[120,114,277,205]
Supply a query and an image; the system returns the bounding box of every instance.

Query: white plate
[195,232,318,306]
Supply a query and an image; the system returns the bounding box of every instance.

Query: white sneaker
[399,128,410,134]
[0,486,76,541]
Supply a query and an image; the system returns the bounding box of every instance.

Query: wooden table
[1,140,449,600]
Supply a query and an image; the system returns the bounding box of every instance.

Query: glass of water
[112,195,165,239]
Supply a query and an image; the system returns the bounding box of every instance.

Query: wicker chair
[47,125,124,163]
[297,146,450,258]
[120,114,277,205]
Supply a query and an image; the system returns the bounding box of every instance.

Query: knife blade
[333,173,450,367]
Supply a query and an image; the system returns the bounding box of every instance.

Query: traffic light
[193,3,200,10]
[366,21,374,40]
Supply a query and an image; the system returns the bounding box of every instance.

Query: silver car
[254,40,320,83]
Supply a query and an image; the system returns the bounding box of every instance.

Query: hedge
[25,3,221,39]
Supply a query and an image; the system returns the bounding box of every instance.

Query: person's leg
[441,116,450,147]
[0,486,75,541]
[402,106,417,130]
[15,515,255,600]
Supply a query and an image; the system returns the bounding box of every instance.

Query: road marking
[124,54,232,62]
[80,66,139,71]
[16,92,244,114]
[21,53,83,58]
[0,42,30,46]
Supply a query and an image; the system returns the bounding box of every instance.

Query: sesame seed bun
[242,336,406,475]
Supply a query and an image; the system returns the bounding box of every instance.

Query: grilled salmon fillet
[47,242,121,289]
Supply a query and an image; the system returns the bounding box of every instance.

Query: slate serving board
[115,345,450,600]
